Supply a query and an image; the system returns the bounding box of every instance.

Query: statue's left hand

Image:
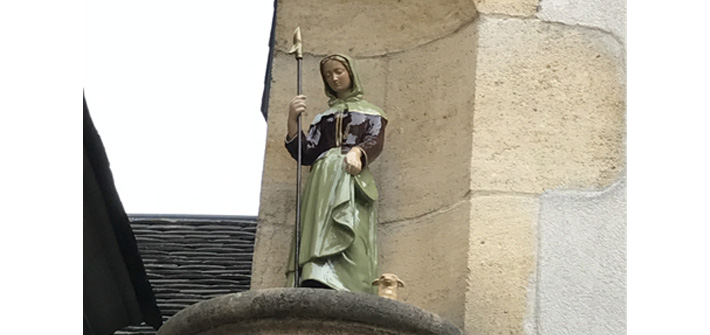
[344,148,363,175]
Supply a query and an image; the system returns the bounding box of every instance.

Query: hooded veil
[312,53,387,125]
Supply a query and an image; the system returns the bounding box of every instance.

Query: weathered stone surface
[378,200,470,328]
[274,0,477,57]
[158,288,463,335]
[250,221,291,290]
[471,17,626,194]
[538,0,627,45]
[474,0,539,17]
[465,195,539,335]
[537,177,626,335]
[378,21,477,224]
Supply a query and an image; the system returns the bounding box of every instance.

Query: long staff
[287,27,303,287]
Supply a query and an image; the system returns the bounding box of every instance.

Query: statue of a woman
[285,54,387,294]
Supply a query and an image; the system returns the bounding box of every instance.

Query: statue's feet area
[158,288,462,335]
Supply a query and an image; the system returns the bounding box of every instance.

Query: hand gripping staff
[287,27,303,288]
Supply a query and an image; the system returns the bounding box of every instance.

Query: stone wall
[252,1,625,334]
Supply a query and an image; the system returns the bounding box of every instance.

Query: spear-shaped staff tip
[288,26,303,59]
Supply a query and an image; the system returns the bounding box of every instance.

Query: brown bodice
[286,110,387,167]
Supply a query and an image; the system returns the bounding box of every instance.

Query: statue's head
[319,54,363,103]
[320,55,352,98]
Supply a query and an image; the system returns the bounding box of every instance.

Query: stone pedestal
[158,288,463,335]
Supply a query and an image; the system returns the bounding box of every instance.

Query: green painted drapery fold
[287,148,378,293]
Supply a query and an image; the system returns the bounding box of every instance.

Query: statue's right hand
[289,95,307,121]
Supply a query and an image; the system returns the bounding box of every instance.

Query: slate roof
[114,215,258,335]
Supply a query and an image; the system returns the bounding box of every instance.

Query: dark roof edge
[84,94,163,329]
[128,214,258,223]
[259,0,278,120]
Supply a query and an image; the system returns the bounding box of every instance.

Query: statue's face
[322,60,352,98]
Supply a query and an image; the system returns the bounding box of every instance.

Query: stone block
[538,0,626,45]
[274,0,477,57]
[536,177,626,335]
[250,221,292,290]
[474,0,539,17]
[465,195,539,335]
[378,200,471,328]
[379,21,477,223]
[471,17,626,194]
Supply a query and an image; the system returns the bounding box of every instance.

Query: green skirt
[286,147,378,294]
